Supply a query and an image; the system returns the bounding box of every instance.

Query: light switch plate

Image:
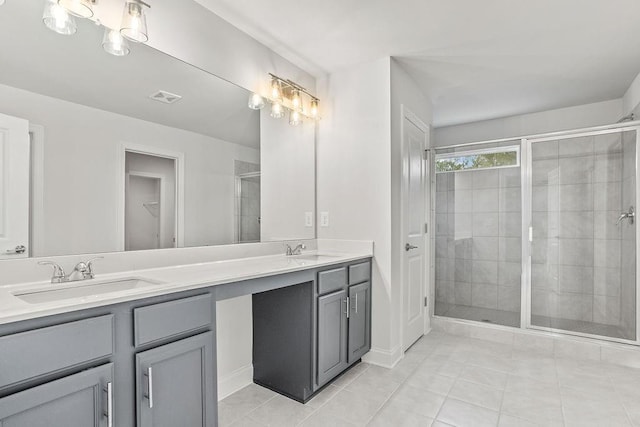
[320,212,329,227]
[305,212,313,227]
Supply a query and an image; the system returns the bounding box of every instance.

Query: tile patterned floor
[219,331,640,426]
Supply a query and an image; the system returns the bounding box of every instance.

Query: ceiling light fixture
[43,0,77,35]
[102,27,130,56]
[57,0,94,18]
[249,74,321,126]
[120,0,150,43]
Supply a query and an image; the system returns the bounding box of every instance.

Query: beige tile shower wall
[435,167,522,314]
[531,134,626,328]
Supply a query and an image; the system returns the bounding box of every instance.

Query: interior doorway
[124,151,177,251]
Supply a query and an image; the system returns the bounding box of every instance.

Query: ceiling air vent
[149,90,182,105]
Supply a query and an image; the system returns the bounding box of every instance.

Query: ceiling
[0,0,259,148]
[194,0,640,127]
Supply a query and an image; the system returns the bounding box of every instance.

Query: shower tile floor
[219,331,640,426]
[435,303,630,340]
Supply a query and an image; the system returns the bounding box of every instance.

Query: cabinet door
[136,332,215,427]
[0,363,114,427]
[348,281,371,364]
[317,289,348,386]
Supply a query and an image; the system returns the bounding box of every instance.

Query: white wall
[434,99,623,146]
[623,72,640,117]
[260,109,315,241]
[317,58,397,363]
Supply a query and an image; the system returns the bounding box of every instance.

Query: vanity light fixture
[120,0,150,43]
[43,0,77,35]
[249,74,321,126]
[270,102,285,119]
[43,0,151,57]
[248,93,265,110]
[102,28,130,56]
[58,0,94,18]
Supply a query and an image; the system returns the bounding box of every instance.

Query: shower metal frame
[431,121,640,346]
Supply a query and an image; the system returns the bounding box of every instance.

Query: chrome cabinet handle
[104,382,113,427]
[343,297,350,319]
[405,243,418,251]
[145,367,154,408]
[5,245,26,254]
[355,294,358,314]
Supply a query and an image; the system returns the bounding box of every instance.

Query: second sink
[13,277,164,304]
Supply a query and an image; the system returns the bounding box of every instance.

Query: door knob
[5,245,26,255]
[405,243,418,251]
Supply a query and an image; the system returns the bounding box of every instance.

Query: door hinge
[424,297,428,307]
[424,223,428,233]
[423,149,429,160]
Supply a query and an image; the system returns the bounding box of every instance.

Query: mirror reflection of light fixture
[252,74,321,126]
[43,0,77,35]
[102,28,130,56]
[248,93,265,110]
[57,0,94,19]
[289,110,302,126]
[120,0,150,43]
[270,102,285,119]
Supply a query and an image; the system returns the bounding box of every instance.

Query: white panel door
[0,113,30,259]
[402,110,429,351]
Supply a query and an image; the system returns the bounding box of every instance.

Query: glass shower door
[527,129,638,342]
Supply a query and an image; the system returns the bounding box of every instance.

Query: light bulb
[58,0,94,18]
[43,0,77,35]
[270,79,282,100]
[310,99,319,119]
[102,28,130,56]
[291,89,301,110]
[270,102,285,119]
[248,93,265,110]
[120,1,149,43]
[289,110,302,126]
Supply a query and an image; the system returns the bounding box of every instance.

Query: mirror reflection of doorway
[236,172,261,243]
[125,152,177,251]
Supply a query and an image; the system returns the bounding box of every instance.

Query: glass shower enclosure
[433,125,640,344]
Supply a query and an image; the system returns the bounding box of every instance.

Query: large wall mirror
[0,1,315,260]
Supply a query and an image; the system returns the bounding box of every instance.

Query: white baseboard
[362,344,403,369]
[217,364,253,401]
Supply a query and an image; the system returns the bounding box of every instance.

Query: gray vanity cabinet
[136,332,215,427]
[348,281,371,363]
[317,289,349,386]
[0,363,114,427]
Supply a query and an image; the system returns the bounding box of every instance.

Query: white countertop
[0,251,372,326]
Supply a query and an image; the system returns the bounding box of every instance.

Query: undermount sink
[13,277,164,304]
[292,254,341,262]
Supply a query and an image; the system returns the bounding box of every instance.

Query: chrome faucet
[38,257,103,284]
[285,243,306,256]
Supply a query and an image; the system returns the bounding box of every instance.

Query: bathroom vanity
[0,253,371,426]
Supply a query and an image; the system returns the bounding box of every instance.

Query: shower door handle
[617,206,635,225]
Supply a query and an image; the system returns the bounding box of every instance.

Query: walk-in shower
[433,124,640,344]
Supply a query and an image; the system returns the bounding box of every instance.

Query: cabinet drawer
[349,262,371,285]
[0,315,114,389]
[134,294,212,347]
[318,267,347,295]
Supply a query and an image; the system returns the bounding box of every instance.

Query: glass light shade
[120,1,148,43]
[102,28,130,56]
[309,99,319,118]
[58,0,94,18]
[291,89,301,110]
[43,0,77,35]
[270,102,285,119]
[289,110,302,126]
[248,93,265,110]
[270,79,282,100]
